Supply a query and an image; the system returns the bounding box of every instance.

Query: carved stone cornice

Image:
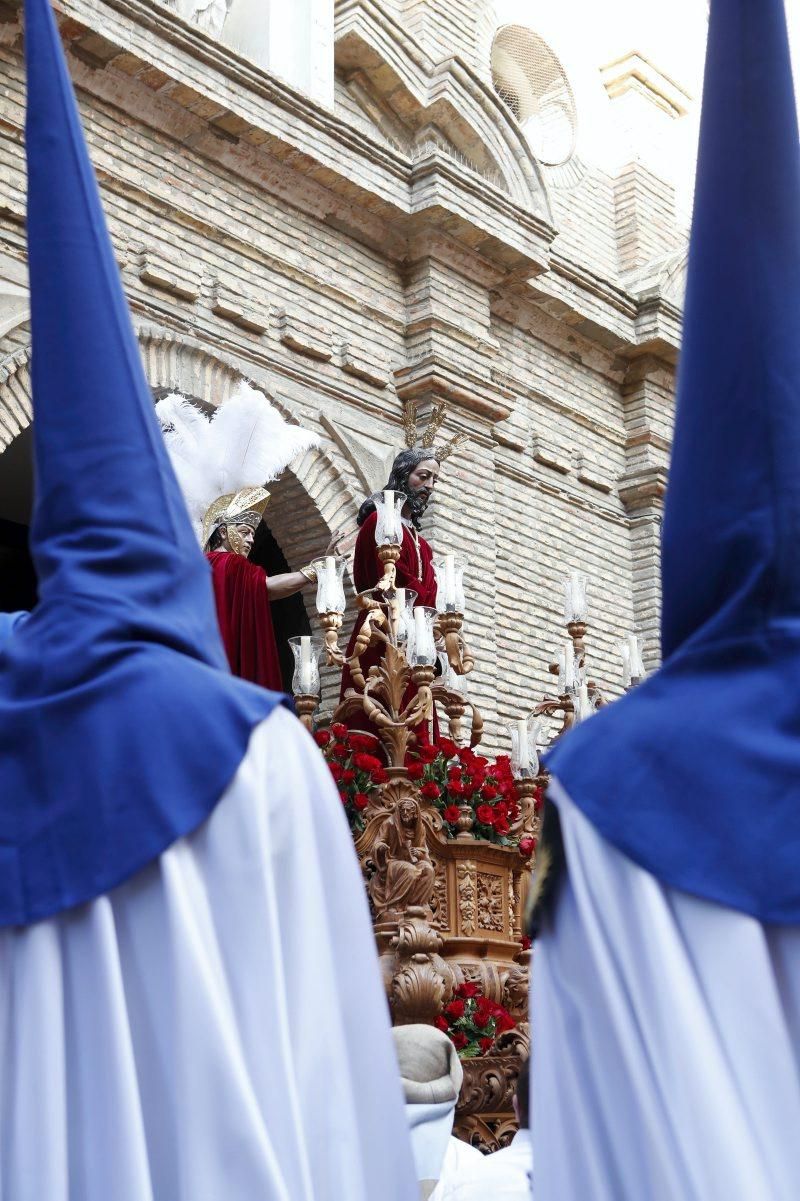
[618,463,668,513]
[394,356,512,424]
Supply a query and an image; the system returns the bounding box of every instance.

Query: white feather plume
[155,381,321,535]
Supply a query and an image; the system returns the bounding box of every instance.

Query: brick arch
[0,346,32,452]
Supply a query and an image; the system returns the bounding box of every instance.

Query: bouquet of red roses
[406,732,526,846]
[315,723,388,833]
[435,982,517,1057]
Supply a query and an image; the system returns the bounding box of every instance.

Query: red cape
[206,551,283,691]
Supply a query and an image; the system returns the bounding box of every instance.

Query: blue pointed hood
[0,0,282,925]
[546,0,800,923]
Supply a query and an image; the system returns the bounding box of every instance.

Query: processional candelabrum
[287,500,642,1150]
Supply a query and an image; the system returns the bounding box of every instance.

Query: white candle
[299,635,312,693]
[628,633,644,680]
[579,682,590,720]
[413,608,434,663]
[516,718,531,772]
[563,641,575,689]
[444,554,456,608]
[414,607,427,647]
[395,587,406,610]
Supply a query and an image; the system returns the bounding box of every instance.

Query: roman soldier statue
[157,384,341,690]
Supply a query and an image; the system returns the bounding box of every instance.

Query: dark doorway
[0,519,37,613]
[251,520,311,693]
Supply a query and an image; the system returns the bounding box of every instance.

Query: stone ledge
[532,436,570,475]
[576,453,613,494]
[211,284,268,335]
[139,251,201,301]
[339,339,389,388]
[276,309,333,361]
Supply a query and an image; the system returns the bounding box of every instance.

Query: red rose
[481,785,498,801]
[479,1037,494,1055]
[371,767,389,785]
[475,804,495,826]
[447,764,463,780]
[443,805,461,824]
[438,738,458,759]
[447,780,465,797]
[495,1012,517,1035]
[407,761,425,780]
[434,1015,449,1033]
[420,781,441,801]
[332,742,349,760]
[456,982,479,999]
[520,936,532,951]
[450,1032,469,1051]
[418,743,439,763]
[493,818,510,836]
[518,836,536,858]
[339,789,349,805]
[342,769,356,784]
[445,999,465,1019]
[473,756,489,770]
[329,762,343,782]
[331,722,348,738]
[473,998,495,1029]
[349,733,379,753]
[460,777,475,794]
[352,752,382,772]
[314,730,331,747]
[457,747,475,764]
[353,792,370,811]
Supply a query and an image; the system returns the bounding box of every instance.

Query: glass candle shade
[563,570,589,623]
[507,715,541,779]
[407,605,438,666]
[572,682,593,724]
[288,635,322,697]
[434,554,467,615]
[374,489,405,546]
[313,555,347,615]
[391,587,418,644]
[619,639,632,688]
[437,651,469,698]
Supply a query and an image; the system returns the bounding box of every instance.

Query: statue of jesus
[340,448,440,721]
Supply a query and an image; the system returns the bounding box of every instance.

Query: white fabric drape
[532,780,800,1201]
[0,707,417,1201]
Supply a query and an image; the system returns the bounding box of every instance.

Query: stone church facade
[0,0,699,746]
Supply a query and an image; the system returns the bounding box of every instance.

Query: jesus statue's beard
[405,487,431,528]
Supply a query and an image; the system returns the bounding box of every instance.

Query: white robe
[0,707,417,1201]
[445,1130,532,1200]
[532,780,800,1201]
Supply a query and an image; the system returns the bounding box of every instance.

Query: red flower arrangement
[405,734,522,847]
[434,982,517,1058]
[316,724,387,832]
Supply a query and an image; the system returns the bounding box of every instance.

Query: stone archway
[0,326,361,706]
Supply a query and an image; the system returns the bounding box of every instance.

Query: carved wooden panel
[457,859,477,936]
[476,871,504,933]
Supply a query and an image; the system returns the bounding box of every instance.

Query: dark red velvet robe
[206,551,283,691]
[340,510,438,737]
